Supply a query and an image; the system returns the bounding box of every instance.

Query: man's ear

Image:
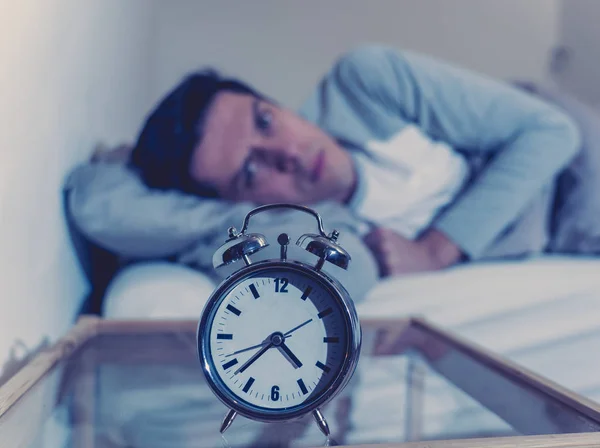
[91,142,134,164]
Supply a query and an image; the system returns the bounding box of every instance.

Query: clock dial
[203,265,350,413]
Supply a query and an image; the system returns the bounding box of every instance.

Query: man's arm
[319,45,581,260]
[65,161,252,258]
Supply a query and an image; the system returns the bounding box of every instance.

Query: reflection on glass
[18,323,600,448]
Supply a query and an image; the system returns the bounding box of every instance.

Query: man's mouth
[311,150,325,183]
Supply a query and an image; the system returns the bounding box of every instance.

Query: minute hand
[234,342,273,375]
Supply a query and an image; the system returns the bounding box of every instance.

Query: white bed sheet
[357,255,600,391]
[348,255,600,443]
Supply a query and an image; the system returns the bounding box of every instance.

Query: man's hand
[363,227,463,278]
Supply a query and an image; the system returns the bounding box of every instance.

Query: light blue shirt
[298,45,581,258]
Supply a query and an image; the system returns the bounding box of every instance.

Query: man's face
[189,92,356,205]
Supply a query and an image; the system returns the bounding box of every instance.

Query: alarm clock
[197,203,362,437]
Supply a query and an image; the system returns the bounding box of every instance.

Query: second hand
[225,318,313,358]
[226,335,293,358]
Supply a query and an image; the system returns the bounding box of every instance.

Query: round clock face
[199,262,358,420]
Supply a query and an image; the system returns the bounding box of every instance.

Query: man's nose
[267,144,302,174]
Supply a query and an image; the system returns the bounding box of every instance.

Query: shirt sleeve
[64,161,249,258]
[326,45,581,258]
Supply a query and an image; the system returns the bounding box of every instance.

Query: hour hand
[277,341,302,369]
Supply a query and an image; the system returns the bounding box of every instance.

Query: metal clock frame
[197,259,361,434]
[196,203,362,437]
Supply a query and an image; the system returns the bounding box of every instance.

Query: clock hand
[226,320,311,359]
[283,319,313,337]
[226,341,269,357]
[277,341,303,369]
[234,342,273,375]
[226,334,295,358]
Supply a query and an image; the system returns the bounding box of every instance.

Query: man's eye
[255,109,272,132]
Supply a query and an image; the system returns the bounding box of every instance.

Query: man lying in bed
[66,44,600,315]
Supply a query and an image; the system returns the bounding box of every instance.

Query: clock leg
[220,409,238,434]
[313,408,331,437]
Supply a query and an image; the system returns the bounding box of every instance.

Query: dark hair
[129,69,261,197]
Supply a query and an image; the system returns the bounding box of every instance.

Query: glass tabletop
[4,318,600,448]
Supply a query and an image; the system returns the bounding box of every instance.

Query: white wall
[150,0,560,109]
[0,0,155,379]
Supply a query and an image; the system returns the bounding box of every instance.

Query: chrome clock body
[196,204,362,437]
